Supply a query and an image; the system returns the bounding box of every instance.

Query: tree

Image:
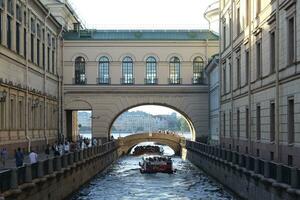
[179,117,189,132]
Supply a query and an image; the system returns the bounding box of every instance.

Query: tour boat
[139,156,175,174]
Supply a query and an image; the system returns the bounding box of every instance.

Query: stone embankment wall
[186,141,300,200]
[0,141,118,200]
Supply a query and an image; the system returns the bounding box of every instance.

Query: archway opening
[110,105,195,140]
[129,142,175,156]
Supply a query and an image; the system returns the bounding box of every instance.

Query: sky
[129,105,180,116]
[68,0,219,32]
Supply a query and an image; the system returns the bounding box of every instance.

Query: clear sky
[129,105,180,116]
[68,0,219,31]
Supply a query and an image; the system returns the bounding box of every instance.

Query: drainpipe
[43,11,51,145]
[247,0,252,154]
[275,0,280,162]
[230,0,234,148]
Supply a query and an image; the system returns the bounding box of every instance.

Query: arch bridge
[117,132,186,156]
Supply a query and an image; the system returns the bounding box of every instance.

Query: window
[288,98,294,144]
[31,33,34,62]
[223,112,226,136]
[256,105,261,140]
[270,31,275,74]
[256,41,262,79]
[16,4,21,22]
[42,43,45,69]
[169,57,181,84]
[245,50,249,84]
[270,152,274,161]
[0,100,5,130]
[52,49,55,73]
[23,28,27,58]
[74,57,86,85]
[236,55,241,88]
[10,97,15,129]
[270,102,275,142]
[246,107,249,138]
[7,0,13,15]
[192,57,204,84]
[229,110,232,137]
[98,56,110,84]
[236,7,240,34]
[223,19,226,49]
[288,17,295,64]
[145,56,157,84]
[222,63,226,94]
[237,109,240,139]
[122,56,134,84]
[47,47,50,71]
[288,155,293,166]
[18,99,23,129]
[37,38,40,66]
[7,16,12,49]
[16,22,20,54]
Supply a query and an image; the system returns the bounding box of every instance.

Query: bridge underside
[63,85,209,142]
[116,133,185,156]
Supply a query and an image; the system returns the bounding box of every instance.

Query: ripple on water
[69,156,238,200]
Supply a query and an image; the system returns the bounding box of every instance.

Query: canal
[69,144,237,200]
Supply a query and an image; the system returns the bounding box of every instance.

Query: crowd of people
[0,136,103,169]
[133,145,163,156]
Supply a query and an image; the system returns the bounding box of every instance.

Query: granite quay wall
[186,141,300,200]
[0,141,119,200]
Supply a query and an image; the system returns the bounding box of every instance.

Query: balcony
[97,77,111,85]
[120,77,135,85]
[144,78,158,85]
[192,77,205,85]
[73,77,87,85]
[168,78,182,85]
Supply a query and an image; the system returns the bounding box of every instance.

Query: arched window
[98,56,110,84]
[122,56,134,84]
[74,56,86,84]
[145,56,157,84]
[193,57,204,84]
[169,56,181,84]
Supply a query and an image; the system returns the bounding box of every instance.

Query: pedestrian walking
[64,141,70,154]
[0,148,8,167]
[15,148,24,167]
[45,144,51,158]
[29,149,38,164]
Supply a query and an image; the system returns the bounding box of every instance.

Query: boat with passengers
[139,156,175,174]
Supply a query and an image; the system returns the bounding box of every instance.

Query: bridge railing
[186,140,300,190]
[0,141,117,194]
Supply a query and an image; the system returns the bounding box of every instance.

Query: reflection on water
[70,144,237,200]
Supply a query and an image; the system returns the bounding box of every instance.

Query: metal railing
[97,77,111,84]
[186,140,300,189]
[0,141,117,194]
[192,77,205,85]
[168,78,182,85]
[120,77,135,85]
[72,77,87,85]
[144,78,158,85]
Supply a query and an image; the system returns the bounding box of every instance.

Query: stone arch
[65,99,93,110]
[108,103,196,141]
[165,53,184,62]
[117,133,183,156]
[71,53,89,62]
[142,53,160,62]
[189,53,207,63]
[95,53,113,62]
[118,53,137,62]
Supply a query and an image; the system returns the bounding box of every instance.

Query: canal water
[69,143,237,200]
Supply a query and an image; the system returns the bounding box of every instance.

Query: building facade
[220,0,300,166]
[205,55,220,144]
[0,0,64,155]
[62,30,219,142]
